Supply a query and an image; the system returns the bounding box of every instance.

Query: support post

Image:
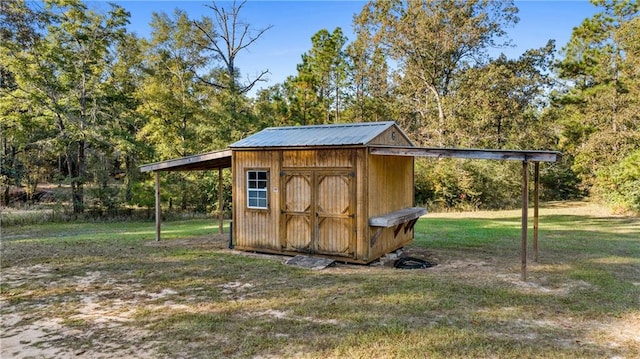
[533,162,540,262]
[218,167,224,234]
[155,171,161,242]
[521,161,529,281]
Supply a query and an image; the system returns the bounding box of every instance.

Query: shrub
[595,149,640,214]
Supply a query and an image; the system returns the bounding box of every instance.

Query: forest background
[1,0,639,220]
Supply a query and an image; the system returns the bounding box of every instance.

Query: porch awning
[369,146,562,162]
[139,149,232,172]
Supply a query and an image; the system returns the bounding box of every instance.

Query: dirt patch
[0,265,163,358]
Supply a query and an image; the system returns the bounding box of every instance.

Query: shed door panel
[281,170,354,258]
[316,173,354,255]
[281,172,312,251]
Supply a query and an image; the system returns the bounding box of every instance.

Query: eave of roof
[369,146,562,162]
[139,149,232,172]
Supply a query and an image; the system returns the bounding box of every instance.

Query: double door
[281,170,355,257]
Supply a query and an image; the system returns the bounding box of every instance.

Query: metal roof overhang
[369,146,562,163]
[369,145,562,281]
[139,149,232,172]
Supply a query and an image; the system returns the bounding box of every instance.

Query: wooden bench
[368,207,427,246]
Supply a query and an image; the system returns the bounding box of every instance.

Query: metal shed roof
[139,149,231,173]
[230,121,402,148]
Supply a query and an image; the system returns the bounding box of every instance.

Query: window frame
[246,169,269,210]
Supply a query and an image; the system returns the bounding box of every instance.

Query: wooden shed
[141,121,561,279]
[229,121,426,263]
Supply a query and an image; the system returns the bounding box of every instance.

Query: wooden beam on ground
[155,171,161,242]
[534,162,540,262]
[370,146,562,163]
[521,161,529,281]
[218,167,224,234]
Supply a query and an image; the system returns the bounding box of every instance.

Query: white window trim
[247,170,268,209]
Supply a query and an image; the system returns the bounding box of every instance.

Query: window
[247,170,268,209]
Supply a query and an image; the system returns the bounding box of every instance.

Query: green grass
[1,201,638,358]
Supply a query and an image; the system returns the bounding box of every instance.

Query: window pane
[247,170,268,208]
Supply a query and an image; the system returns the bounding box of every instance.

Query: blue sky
[104,1,599,95]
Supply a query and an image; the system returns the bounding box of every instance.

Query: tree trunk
[124,155,134,203]
[180,175,188,210]
[1,138,11,205]
[71,139,85,214]
[335,85,340,123]
[429,85,445,138]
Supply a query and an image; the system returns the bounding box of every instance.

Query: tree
[192,1,272,143]
[136,10,215,210]
[555,0,639,200]
[353,0,519,145]
[194,0,272,95]
[252,84,293,127]
[282,61,324,125]
[1,0,130,213]
[102,32,146,205]
[0,0,46,204]
[273,28,349,125]
[137,10,211,159]
[451,41,557,149]
[304,28,349,123]
[346,27,395,123]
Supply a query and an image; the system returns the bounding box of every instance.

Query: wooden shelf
[369,207,427,228]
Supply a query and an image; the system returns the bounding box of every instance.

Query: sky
[101,0,600,95]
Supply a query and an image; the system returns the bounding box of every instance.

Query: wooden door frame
[280,168,356,258]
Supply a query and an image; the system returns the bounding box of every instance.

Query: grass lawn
[1,201,638,358]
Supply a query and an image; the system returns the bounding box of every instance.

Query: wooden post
[218,167,224,234]
[533,162,540,262]
[521,160,529,281]
[155,171,161,242]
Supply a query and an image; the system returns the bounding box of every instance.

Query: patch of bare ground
[0,265,169,358]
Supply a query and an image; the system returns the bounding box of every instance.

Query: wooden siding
[233,150,281,250]
[235,148,361,259]
[366,154,415,260]
[354,148,368,261]
[233,146,415,263]
[368,126,413,146]
[282,148,354,168]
